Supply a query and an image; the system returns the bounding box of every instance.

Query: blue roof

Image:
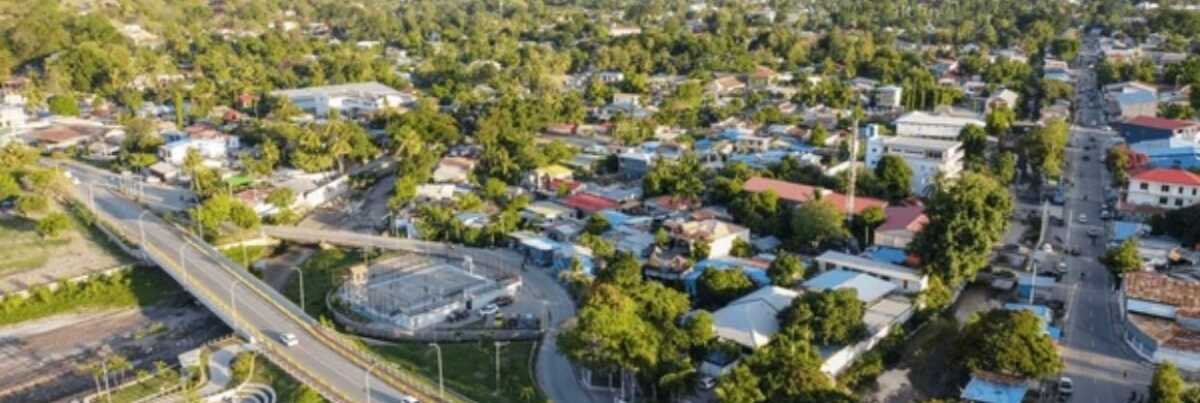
[1117,90,1156,105]
[961,375,1028,403]
[1113,221,1142,243]
[866,246,908,265]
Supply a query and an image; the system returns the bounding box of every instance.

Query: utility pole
[430,343,444,399]
[494,341,509,394]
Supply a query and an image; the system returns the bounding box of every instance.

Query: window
[1162,185,1171,192]
[1176,199,1184,207]
[1140,183,1149,190]
[1161,197,1169,204]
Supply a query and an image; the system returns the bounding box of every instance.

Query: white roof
[895,111,985,128]
[712,286,799,349]
[804,270,898,303]
[270,82,403,99]
[814,251,925,283]
[878,135,963,151]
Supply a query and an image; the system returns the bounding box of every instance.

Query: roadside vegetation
[0,267,180,326]
[369,341,543,403]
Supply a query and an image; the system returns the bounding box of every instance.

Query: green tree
[809,125,828,146]
[768,252,806,286]
[986,105,1015,138]
[292,385,324,403]
[730,238,754,257]
[958,124,989,171]
[1022,119,1070,182]
[16,194,49,216]
[960,309,1063,378]
[698,268,755,307]
[266,187,295,210]
[47,94,80,116]
[585,212,611,235]
[1103,238,1142,275]
[783,289,866,345]
[790,199,848,251]
[1151,362,1185,403]
[875,155,913,199]
[991,151,1018,185]
[716,365,765,403]
[910,172,1012,297]
[36,212,71,238]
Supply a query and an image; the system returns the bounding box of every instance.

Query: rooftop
[561,192,619,213]
[814,250,924,283]
[270,81,403,99]
[1124,271,1200,310]
[877,206,928,232]
[711,286,799,349]
[803,269,897,303]
[1131,168,1200,186]
[877,135,963,151]
[1123,115,1200,131]
[894,111,985,127]
[742,176,887,215]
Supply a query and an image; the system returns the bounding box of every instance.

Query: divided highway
[58,163,448,403]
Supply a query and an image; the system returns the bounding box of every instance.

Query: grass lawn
[220,244,275,271]
[0,266,182,326]
[369,341,544,403]
[285,247,366,321]
[0,215,69,274]
[107,370,185,403]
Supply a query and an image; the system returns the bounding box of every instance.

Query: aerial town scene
[3,1,1200,402]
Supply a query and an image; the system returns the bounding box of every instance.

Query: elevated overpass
[62,167,462,403]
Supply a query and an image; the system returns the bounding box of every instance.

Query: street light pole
[365,361,379,403]
[138,210,151,261]
[179,244,188,287]
[288,266,306,310]
[494,341,508,393]
[430,343,444,399]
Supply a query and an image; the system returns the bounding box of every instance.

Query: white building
[0,105,26,131]
[894,111,985,139]
[875,85,902,109]
[812,250,928,293]
[711,286,799,349]
[866,131,964,195]
[1126,168,1200,210]
[270,82,413,118]
[666,218,751,259]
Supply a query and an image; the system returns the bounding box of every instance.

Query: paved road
[55,159,195,211]
[259,225,603,403]
[1053,32,1152,403]
[67,176,433,402]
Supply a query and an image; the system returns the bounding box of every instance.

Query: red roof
[742,177,887,214]
[1131,168,1200,187]
[1124,116,1200,131]
[562,192,619,214]
[34,126,87,143]
[878,206,929,232]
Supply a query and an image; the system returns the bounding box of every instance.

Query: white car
[400,395,420,403]
[1077,214,1088,224]
[1058,377,1074,395]
[478,303,499,316]
[279,332,299,347]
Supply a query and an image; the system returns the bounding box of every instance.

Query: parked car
[1077,214,1088,224]
[478,303,499,316]
[400,395,420,403]
[699,376,717,390]
[493,296,515,307]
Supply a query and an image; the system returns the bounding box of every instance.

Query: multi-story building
[893,111,985,139]
[270,82,413,118]
[875,85,902,109]
[866,132,965,196]
[1125,168,1200,210]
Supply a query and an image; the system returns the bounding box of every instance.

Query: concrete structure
[0,105,26,132]
[270,82,412,118]
[340,258,519,331]
[1110,89,1159,121]
[874,205,928,248]
[1126,169,1200,210]
[1121,272,1200,371]
[160,136,239,165]
[960,372,1030,403]
[812,250,928,293]
[875,85,902,109]
[894,111,985,139]
[665,218,750,259]
[865,134,964,195]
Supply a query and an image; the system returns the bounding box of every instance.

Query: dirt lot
[0,212,131,293]
[0,299,226,402]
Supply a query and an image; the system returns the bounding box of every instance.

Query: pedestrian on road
[1123,370,1127,378]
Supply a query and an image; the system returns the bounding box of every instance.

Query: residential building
[1108,89,1159,121]
[707,75,746,96]
[1118,116,1200,146]
[986,89,1019,113]
[812,250,928,293]
[33,125,91,150]
[711,286,799,349]
[269,82,413,118]
[875,85,902,109]
[803,270,915,375]
[1125,168,1200,210]
[1121,272,1200,370]
[741,176,888,215]
[865,134,965,195]
[431,157,476,184]
[618,151,655,179]
[665,218,750,259]
[0,105,26,132]
[874,205,928,248]
[894,111,986,139]
[159,128,239,165]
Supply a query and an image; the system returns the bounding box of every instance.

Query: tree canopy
[959,309,1062,378]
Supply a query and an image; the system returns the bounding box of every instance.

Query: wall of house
[874,229,915,249]
[1127,180,1200,209]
